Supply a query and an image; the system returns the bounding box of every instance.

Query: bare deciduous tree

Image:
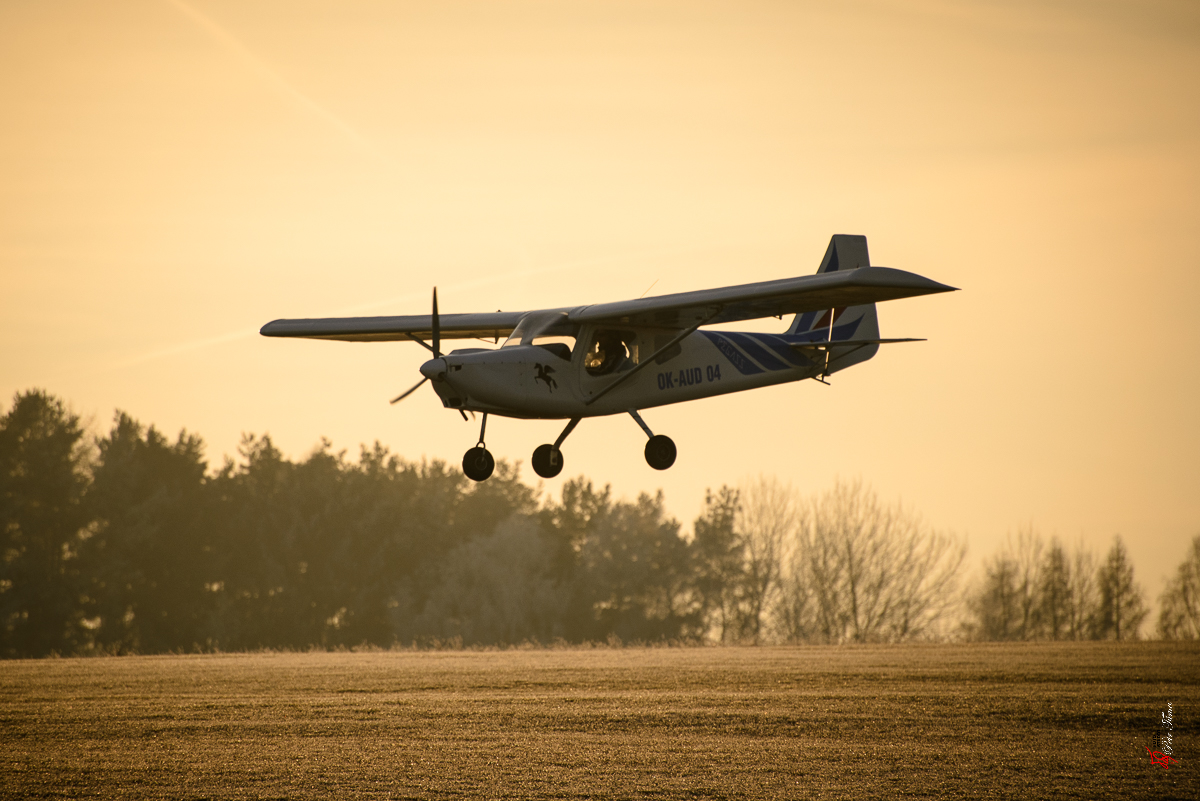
[777,542,816,644]
[968,552,1020,640]
[967,533,1153,643]
[887,518,967,640]
[1066,539,1098,640]
[733,477,796,643]
[1012,527,1043,640]
[415,516,566,646]
[1158,535,1200,640]
[967,529,1053,641]
[788,480,965,643]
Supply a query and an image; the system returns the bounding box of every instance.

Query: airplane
[261,235,956,481]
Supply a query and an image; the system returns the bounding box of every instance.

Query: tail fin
[815,233,870,274]
[786,234,880,371]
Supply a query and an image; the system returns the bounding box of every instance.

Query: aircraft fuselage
[424,323,877,419]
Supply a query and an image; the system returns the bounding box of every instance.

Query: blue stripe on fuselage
[744,333,813,368]
[700,331,764,375]
[723,331,791,372]
[786,316,862,344]
[703,315,865,375]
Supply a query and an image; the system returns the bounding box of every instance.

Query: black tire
[531,444,564,478]
[644,435,676,470]
[462,447,495,482]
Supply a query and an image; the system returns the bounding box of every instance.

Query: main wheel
[531,444,564,478]
[644,435,676,470]
[462,446,495,482]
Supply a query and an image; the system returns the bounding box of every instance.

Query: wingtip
[856,266,959,295]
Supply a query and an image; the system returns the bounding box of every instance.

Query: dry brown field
[1,642,1196,799]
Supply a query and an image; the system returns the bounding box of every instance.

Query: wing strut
[404,333,435,353]
[583,309,721,406]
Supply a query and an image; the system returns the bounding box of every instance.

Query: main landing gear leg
[629,410,676,470]
[462,412,495,482]
[532,417,580,479]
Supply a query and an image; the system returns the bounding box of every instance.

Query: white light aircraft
[261,235,956,481]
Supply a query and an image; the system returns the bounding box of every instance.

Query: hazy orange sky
[2,0,1197,615]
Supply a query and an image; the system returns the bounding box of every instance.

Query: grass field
[1,643,1196,799]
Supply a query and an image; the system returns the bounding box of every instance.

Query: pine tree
[1095,535,1147,640]
[1158,535,1200,639]
[1037,540,1071,640]
[690,486,743,643]
[0,391,91,657]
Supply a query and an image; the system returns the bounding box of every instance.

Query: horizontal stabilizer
[789,338,924,351]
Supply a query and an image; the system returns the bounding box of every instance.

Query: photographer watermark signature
[1147,702,1178,771]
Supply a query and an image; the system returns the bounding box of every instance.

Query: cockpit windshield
[503,312,569,346]
[501,311,577,361]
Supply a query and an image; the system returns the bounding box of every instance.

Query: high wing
[260,266,955,342]
[260,311,527,343]
[570,266,956,329]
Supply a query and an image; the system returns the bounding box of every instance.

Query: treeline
[2,390,1197,657]
[963,528,1200,643]
[965,530,1144,641]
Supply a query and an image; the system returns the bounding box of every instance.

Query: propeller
[431,286,440,358]
[391,287,441,405]
[390,377,427,404]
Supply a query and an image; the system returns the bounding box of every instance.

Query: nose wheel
[531,417,580,479]
[531,444,564,478]
[462,413,495,482]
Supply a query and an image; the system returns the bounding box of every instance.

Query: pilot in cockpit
[585,331,628,376]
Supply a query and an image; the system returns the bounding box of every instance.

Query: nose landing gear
[532,417,580,479]
[462,413,495,482]
[531,444,563,478]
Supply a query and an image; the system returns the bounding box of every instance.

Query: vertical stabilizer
[786,234,880,372]
[815,234,870,274]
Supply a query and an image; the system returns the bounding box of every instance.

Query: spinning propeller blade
[432,287,440,358]
[391,287,442,405]
[390,376,429,404]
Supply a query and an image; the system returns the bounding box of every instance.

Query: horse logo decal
[534,363,557,392]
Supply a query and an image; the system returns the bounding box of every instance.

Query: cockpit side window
[584,330,638,376]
